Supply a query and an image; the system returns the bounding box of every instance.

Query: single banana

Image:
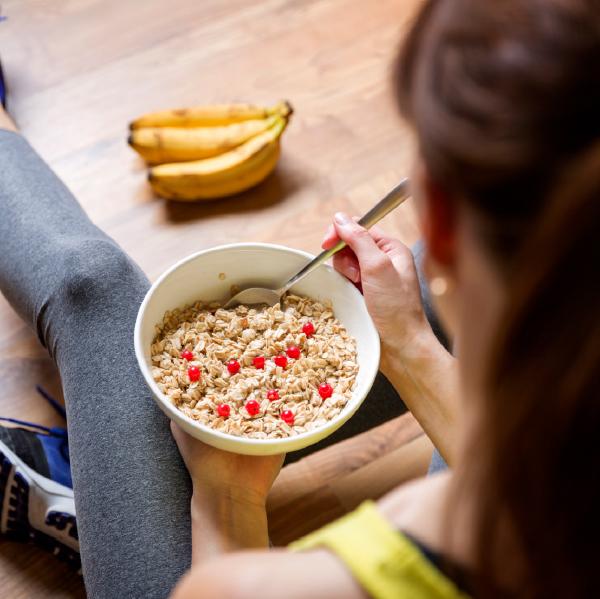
[130,100,292,130]
[128,115,280,164]
[148,117,287,201]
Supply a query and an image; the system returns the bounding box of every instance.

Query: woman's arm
[171,468,454,599]
[170,423,283,566]
[381,326,459,463]
[322,214,459,463]
[171,549,368,599]
[189,485,269,566]
[170,424,367,599]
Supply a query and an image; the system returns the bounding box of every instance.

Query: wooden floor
[0,0,428,596]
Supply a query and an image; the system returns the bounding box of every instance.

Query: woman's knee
[58,237,148,308]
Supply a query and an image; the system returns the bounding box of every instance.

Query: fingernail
[334,212,352,225]
[347,265,360,283]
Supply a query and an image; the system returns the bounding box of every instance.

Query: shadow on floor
[161,162,304,224]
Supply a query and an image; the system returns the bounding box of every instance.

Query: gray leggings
[0,131,414,598]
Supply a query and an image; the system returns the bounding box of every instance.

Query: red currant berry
[267,389,280,402]
[273,355,288,369]
[227,359,241,375]
[188,366,201,382]
[286,345,301,360]
[181,349,194,361]
[302,322,315,337]
[318,383,333,399]
[253,356,265,369]
[245,399,260,416]
[217,404,230,418]
[281,409,295,425]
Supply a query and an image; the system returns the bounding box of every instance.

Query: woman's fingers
[170,420,184,447]
[368,224,388,242]
[333,212,387,276]
[367,223,413,267]
[332,250,361,283]
[377,235,410,259]
[170,421,195,470]
[321,223,338,250]
[323,214,407,278]
[369,224,406,254]
[322,216,361,250]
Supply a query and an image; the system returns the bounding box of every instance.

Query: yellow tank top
[290,501,470,599]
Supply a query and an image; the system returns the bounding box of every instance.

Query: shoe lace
[35,385,67,420]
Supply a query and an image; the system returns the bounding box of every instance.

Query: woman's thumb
[333,212,381,259]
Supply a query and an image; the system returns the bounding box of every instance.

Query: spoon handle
[278,178,411,295]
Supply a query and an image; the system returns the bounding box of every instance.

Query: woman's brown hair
[396,0,600,596]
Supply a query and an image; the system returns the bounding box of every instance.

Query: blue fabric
[0,386,73,488]
[428,448,448,474]
[0,13,7,107]
[0,59,5,108]
[36,430,72,488]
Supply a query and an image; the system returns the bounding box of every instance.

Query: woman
[0,1,597,598]
[170,0,600,597]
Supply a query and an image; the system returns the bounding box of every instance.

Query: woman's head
[398,0,598,263]
[396,0,599,399]
[396,0,599,596]
[397,0,599,410]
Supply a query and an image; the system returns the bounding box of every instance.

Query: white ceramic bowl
[134,243,380,455]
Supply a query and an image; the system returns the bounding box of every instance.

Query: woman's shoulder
[378,470,452,532]
[378,471,472,572]
[378,472,462,552]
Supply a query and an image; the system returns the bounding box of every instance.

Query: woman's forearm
[381,327,460,464]
[190,485,270,567]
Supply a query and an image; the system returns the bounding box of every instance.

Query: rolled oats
[151,294,358,439]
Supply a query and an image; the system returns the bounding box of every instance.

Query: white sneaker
[0,437,80,571]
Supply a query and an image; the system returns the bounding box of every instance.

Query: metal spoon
[224,178,411,308]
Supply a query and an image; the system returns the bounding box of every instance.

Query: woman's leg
[0,128,192,598]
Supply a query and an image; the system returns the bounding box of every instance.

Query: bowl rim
[134,242,380,448]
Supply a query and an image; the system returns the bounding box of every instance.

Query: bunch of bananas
[128,101,293,201]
